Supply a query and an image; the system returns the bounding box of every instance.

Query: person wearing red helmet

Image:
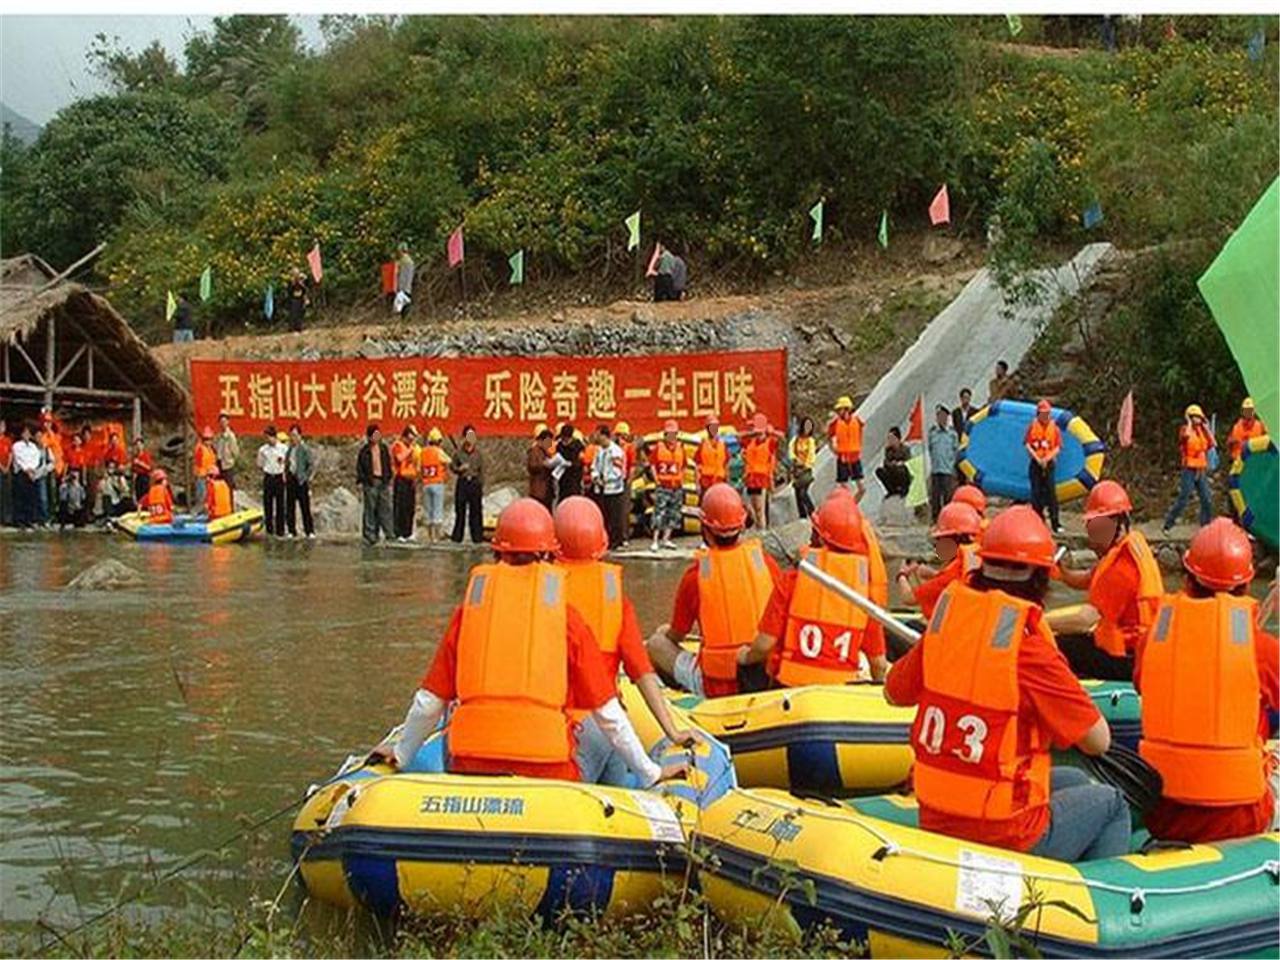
[648,420,687,552]
[372,498,681,786]
[204,463,234,520]
[886,506,1128,861]
[554,497,694,784]
[647,483,783,698]
[742,412,784,531]
[741,489,891,685]
[141,468,174,524]
[1133,519,1279,844]
[1025,399,1063,534]
[950,484,988,525]
[1056,479,1164,681]
[193,426,218,514]
[896,501,983,619]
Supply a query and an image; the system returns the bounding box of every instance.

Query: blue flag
[1082,201,1104,230]
[1247,29,1265,62]
[263,284,275,320]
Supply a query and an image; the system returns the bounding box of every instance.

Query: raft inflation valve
[1129,890,1146,915]
[1266,861,1279,884]
[871,842,900,862]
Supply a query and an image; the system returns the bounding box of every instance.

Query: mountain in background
[1,102,42,144]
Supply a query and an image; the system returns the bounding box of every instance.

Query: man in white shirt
[592,424,628,550]
[11,423,44,528]
[256,425,287,536]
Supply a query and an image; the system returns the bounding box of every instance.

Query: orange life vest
[419,445,448,485]
[392,439,418,480]
[1089,532,1163,657]
[561,558,624,682]
[40,430,65,476]
[778,546,872,687]
[653,441,686,489]
[581,442,600,479]
[743,438,774,486]
[695,539,774,685]
[1025,419,1062,457]
[1180,425,1212,469]
[1227,418,1267,459]
[206,478,233,519]
[193,442,217,478]
[1138,593,1266,806]
[449,563,572,766]
[833,415,863,461]
[912,582,1052,824]
[696,438,729,485]
[142,486,173,524]
[914,543,981,619]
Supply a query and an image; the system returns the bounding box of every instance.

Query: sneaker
[1052,525,1064,535]
[663,540,678,550]
[650,542,659,553]
[306,532,316,540]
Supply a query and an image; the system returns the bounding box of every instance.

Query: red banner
[189,349,788,438]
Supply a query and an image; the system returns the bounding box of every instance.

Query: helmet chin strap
[981,561,1035,583]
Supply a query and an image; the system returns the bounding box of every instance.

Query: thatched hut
[1,254,189,434]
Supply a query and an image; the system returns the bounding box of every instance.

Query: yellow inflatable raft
[113,508,264,544]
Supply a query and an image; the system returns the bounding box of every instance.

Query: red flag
[380,261,397,295]
[905,394,925,443]
[928,184,950,227]
[307,244,323,283]
[1117,389,1135,448]
[447,227,464,268]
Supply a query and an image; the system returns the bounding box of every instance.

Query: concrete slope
[773,243,1115,524]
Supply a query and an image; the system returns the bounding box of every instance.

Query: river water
[0,535,686,935]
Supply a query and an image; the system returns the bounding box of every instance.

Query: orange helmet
[491,498,558,555]
[951,485,988,516]
[200,426,214,439]
[979,505,1056,568]
[1183,517,1253,591]
[1083,479,1132,521]
[554,496,608,561]
[700,483,746,536]
[812,488,867,552]
[151,468,167,484]
[932,502,982,540]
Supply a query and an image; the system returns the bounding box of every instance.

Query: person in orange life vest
[885,506,1129,861]
[742,412,784,531]
[614,420,638,544]
[950,483,988,529]
[1025,399,1063,534]
[1055,480,1163,681]
[1133,519,1279,843]
[103,430,126,470]
[418,427,449,543]
[193,426,218,513]
[141,468,175,525]
[64,432,86,473]
[695,416,730,493]
[649,420,687,552]
[554,496,696,784]
[130,436,153,502]
[1227,397,1267,461]
[1162,403,1216,533]
[204,464,234,520]
[580,432,601,499]
[369,498,682,786]
[896,501,983,619]
[645,483,784,698]
[740,488,891,686]
[389,424,419,541]
[826,395,866,502]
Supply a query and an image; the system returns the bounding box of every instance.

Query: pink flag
[928,185,950,227]
[447,227,464,268]
[1117,389,1135,448]
[307,244,323,283]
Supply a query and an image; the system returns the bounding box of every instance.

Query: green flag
[625,210,641,252]
[199,265,212,302]
[509,249,524,286]
[877,210,889,249]
[165,290,177,323]
[1005,14,1023,37]
[809,200,824,243]
[905,453,928,509]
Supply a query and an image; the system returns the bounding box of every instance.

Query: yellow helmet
[834,395,854,411]
[615,420,631,435]
[1185,403,1205,419]
[277,431,289,442]
[427,427,443,442]
[533,422,550,438]
[1242,397,1256,411]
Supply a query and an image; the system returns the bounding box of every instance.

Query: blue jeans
[575,714,638,787]
[1164,468,1212,529]
[1031,767,1130,861]
[172,329,194,343]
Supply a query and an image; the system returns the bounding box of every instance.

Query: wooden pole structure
[43,313,56,410]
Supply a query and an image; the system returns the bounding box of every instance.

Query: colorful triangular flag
[509,249,524,286]
[1082,201,1104,230]
[809,200,824,243]
[307,244,323,283]
[447,227,464,268]
[928,185,951,227]
[1005,14,1023,37]
[905,394,925,443]
[263,284,275,321]
[906,453,928,509]
[199,265,212,303]
[1117,389,1134,448]
[381,261,397,295]
[624,211,641,252]
[165,290,177,323]
[877,210,889,249]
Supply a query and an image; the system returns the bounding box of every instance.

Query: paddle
[798,557,922,646]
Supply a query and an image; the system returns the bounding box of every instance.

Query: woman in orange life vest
[739,488,891,686]
[371,498,685,784]
[553,496,696,785]
[1162,403,1216,534]
[826,395,866,502]
[885,506,1130,861]
[646,483,784,698]
[141,468,175,525]
[1055,480,1164,681]
[1134,519,1280,844]
[204,464,234,520]
[742,412,784,531]
[694,415,730,494]
[895,501,983,619]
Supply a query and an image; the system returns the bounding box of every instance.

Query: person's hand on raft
[657,758,692,783]
[368,743,398,767]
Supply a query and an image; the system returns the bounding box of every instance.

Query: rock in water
[66,559,144,591]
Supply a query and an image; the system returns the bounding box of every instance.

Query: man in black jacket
[555,423,585,501]
[356,423,394,545]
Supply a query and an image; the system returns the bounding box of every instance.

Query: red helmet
[932,502,982,540]
[1083,479,1132,521]
[1183,518,1253,591]
[151,468,167,484]
[700,483,746,536]
[812,488,867,552]
[951,485,988,516]
[491,498,558,554]
[751,412,768,433]
[979,505,1056,568]
[554,496,608,561]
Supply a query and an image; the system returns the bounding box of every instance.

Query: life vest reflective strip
[696,539,773,683]
[778,546,871,687]
[1025,420,1061,455]
[1180,426,1212,469]
[743,439,773,482]
[143,487,173,524]
[653,442,686,488]
[391,440,418,479]
[1089,532,1163,657]
[912,583,1051,823]
[1139,593,1266,806]
[833,416,863,459]
[419,445,448,484]
[696,439,729,483]
[450,563,572,765]
[208,480,233,519]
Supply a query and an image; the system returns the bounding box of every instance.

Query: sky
[0,15,324,125]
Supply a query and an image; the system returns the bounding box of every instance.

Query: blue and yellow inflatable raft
[114,508,264,544]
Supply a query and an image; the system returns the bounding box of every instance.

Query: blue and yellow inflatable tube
[113,508,264,544]
[957,400,1105,503]
[1228,434,1278,549]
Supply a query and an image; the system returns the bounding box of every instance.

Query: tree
[0,129,32,258]
[87,34,182,94]
[184,15,303,130]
